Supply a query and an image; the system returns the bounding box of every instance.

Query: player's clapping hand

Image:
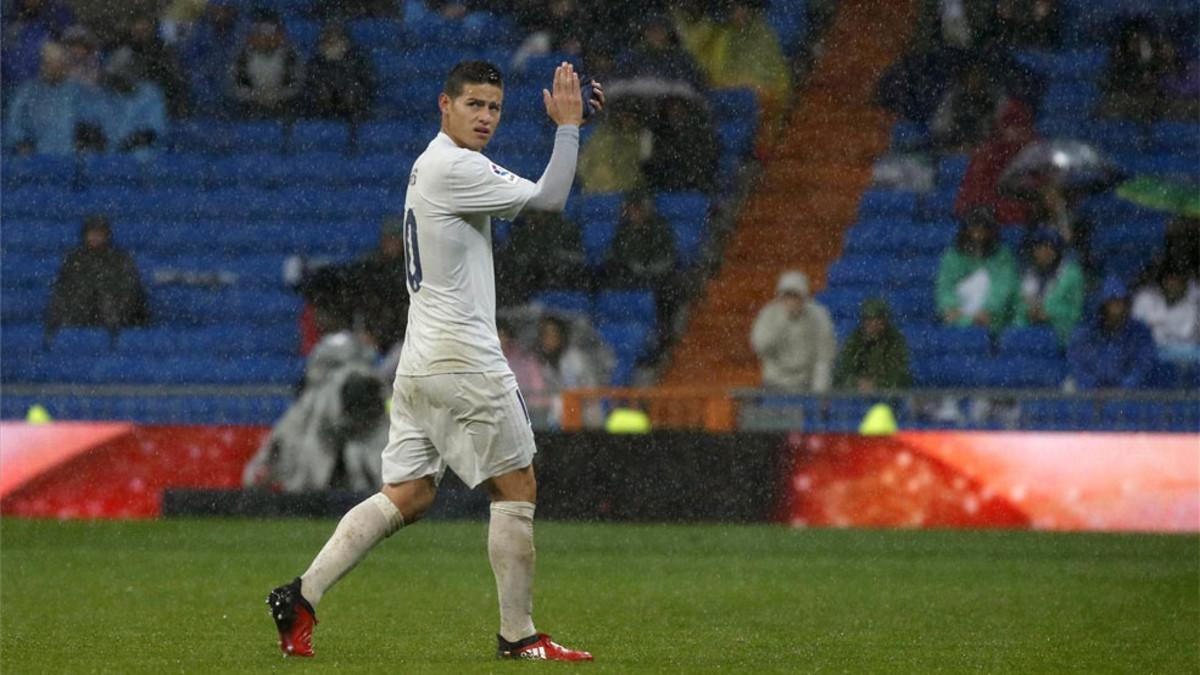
[585,79,605,124]
[543,62,583,127]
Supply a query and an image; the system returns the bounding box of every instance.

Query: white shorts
[381,371,536,489]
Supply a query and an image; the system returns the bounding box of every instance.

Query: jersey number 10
[404,208,423,293]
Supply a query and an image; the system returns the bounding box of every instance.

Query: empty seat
[982,356,1067,388]
[595,290,655,328]
[532,290,591,316]
[998,326,1061,358]
[859,189,917,220]
[905,325,991,357]
[46,327,115,354]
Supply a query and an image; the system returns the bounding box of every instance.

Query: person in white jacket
[750,270,837,392]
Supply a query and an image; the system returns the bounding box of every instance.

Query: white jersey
[396,132,538,376]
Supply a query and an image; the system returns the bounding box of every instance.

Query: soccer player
[266,60,603,662]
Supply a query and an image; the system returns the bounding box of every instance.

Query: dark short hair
[444,60,503,98]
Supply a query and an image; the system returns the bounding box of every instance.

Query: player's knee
[485,465,537,503]
[382,477,438,524]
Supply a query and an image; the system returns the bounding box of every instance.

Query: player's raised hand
[542,62,583,127]
[584,79,605,124]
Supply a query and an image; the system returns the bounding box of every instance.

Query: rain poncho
[243,332,385,492]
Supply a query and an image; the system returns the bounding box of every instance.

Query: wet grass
[1,518,1196,673]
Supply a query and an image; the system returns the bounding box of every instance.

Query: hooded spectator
[1098,17,1179,122]
[62,24,101,86]
[936,208,1019,330]
[956,99,1037,225]
[612,13,707,94]
[930,57,1007,151]
[46,215,149,334]
[496,210,590,307]
[643,96,718,192]
[1067,276,1156,389]
[833,298,913,392]
[604,190,677,291]
[349,215,410,353]
[303,22,377,121]
[230,10,303,119]
[121,14,190,118]
[1014,226,1084,343]
[994,0,1062,49]
[751,270,837,392]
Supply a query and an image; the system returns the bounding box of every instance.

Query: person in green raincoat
[834,298,913,392]
[1014,226,1085,343]
[935,208,1019,331]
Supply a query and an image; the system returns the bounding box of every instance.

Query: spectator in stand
[604,190,680,333]
[46,215,149,335]
[930,57,1007,151]
[303,22,377,121]
[496,210,590,307]
[510,0,588,72]
[1098,17,1178,123]
[612,13,707,94]
[936,208,1019,331]
[911,0,997,52]
[751,270,837,392]
[578,103,645,193]
[1,0,74,91]
[178,2,242,117]
[62,24,101,87]
[1131,264,1200,365]
[956,99,1037,225]
[535,314,601,392]
[121,14,190,119]
[230,10,303,120]
[644,96,718,192]
[5,41,90,156]
[1145,216,1200,285]
[87,47,168,157]
[1014,226,1084,343]
[683,1,790,150]
[349,216,410,354]
[499,319,548,418]
[994,0,1061,49]
[310,0,402,19]
[1067,276,1156,390]
[833,298,913,393]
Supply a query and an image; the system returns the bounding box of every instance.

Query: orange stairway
[663,0,918,387]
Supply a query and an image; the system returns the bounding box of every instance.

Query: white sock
[300,493,404,607]
[489,501,538,643]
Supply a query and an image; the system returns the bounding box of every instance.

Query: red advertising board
[780,432,1200,533]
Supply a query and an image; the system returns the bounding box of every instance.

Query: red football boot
[266,577,318,657]
[497,633,593,661]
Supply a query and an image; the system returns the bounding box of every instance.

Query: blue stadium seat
[1151,121,1200,157]
[859,189,917,220]
[291,120,351,153]
[2,155,76,190]
[982,356,1067,388]
[717,119,756,159]
[767,0,810,55]
[890,120,929,151]
[905,325,991,357]
[2,288,50,322]
[911,354,987,388]
[172,119,286,154]
[882,289,935,325]
[937,154,970,190]
[888,257,937,288]
[1,253,59,288]
[285,18,320,53]
[826,255,889,288]
[150,287,301,325]
[532,290,592,316]
[708,88,758,124]
[595,290,655,328]
[998,326,1061,358]
[358,121,430,155]
[46,327,115,354]
[1015,48,1106,81]
[815,288,871,323]
[574,193,622,265]
[655,192,709,266]
[143,154,214,188]
[348,18,403,52]
[117,324,297,356]
[81,154,144,187]
[2,221,80,254]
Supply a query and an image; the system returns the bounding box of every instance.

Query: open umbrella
[999,139,1125,198]
[1115,176,1200,217]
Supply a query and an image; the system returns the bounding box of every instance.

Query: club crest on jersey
[490,162,518,184]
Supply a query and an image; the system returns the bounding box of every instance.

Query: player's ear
[438,92,451,114]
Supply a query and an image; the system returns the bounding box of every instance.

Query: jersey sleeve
[445,153,538,220]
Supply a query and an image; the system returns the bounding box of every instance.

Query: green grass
[1,519,1196,674]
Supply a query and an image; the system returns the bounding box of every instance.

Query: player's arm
[524,63,604,213]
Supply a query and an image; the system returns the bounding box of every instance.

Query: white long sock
[300,493,404,607]
[489,501,537,642]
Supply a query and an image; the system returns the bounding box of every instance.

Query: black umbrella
[999,139,1126,197]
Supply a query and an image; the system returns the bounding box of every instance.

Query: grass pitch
[1,518,1196,674]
